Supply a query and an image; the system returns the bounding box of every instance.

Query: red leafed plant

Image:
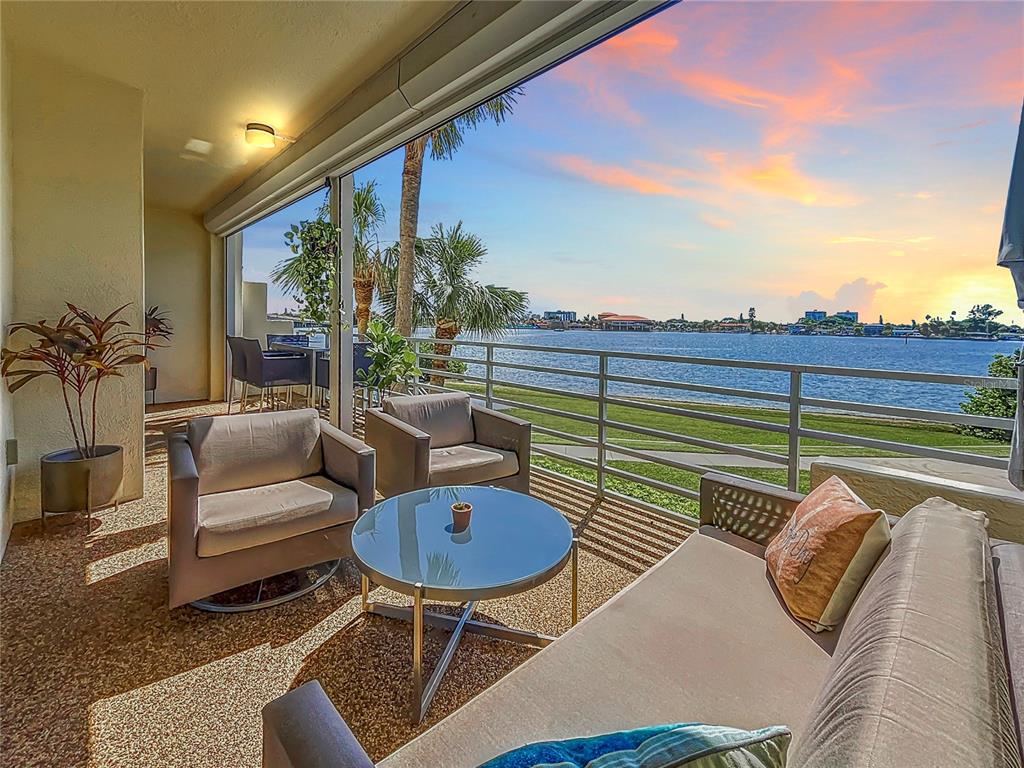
[1,303,161,458]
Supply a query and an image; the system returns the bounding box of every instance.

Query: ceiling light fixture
[245,122,277,148]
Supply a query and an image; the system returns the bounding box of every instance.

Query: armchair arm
[363,409,429,498]
[320,421,376,512]
[167,432,200,607]
[473,404,530,460]
[698,472,803,546]
[262,681,374,768]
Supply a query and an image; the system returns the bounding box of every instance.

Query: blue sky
[243,0,1023,324]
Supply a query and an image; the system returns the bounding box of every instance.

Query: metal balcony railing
[403,336,1018,525]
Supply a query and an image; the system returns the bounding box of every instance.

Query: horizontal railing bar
[488,395,600,425]
[605,373,790,403]
[490,378,601,402]
[416,352,480,366]
[602,440,770,487]
[602,419,789,464]
[533,425,601,448]
[799,396,1015,430]
[418,371,489,385]
[602,465,700,500]
[408,336,1018,389]
[797,427,1010,469]
[603,396,791,435]
[533,445,601,471]
[491,359,601,379]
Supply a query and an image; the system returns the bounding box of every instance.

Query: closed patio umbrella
[997,103,1024,491]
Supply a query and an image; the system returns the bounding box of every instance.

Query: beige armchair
[167,408,375,610]
[364,392,530,498]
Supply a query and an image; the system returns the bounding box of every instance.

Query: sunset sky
[243,0,1024,324]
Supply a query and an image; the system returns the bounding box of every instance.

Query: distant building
[788,324,806,335]
[835,310,859,322]
[804,310,827,321]
[599,312,654,331]
[863,323,885,336]
[543,310,577,323]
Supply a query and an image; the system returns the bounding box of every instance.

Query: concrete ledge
[810,459,1024,544]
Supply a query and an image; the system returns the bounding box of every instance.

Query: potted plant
[144,306,173,402]
[358,318,421,405]
[1,303,158,517]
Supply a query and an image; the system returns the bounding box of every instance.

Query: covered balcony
[1,2,1022,767]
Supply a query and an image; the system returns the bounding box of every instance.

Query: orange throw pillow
[766,476,891,632]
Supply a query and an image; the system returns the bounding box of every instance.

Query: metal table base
[361,537,578,724]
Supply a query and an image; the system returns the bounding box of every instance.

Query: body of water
[436,330,1022,413]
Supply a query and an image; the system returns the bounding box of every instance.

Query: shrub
[958,350,1020,439]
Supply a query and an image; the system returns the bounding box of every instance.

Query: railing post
[788,370,802,492]
[597,353,608,497]
[485,344,494,409]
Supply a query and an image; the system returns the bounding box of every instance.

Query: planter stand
[42,467,122,525]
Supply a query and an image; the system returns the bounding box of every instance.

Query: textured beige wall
[0,25,14,558]
[9,45,145,521]
[811,460,1024,544]
[144,207,211,403]
[208,235,226,401]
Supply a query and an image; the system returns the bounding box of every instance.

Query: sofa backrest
[791,497,1021,768]
[187,408,324,496]
[384,392,474,449]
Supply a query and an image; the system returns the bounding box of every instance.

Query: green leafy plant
[358,318,421,400]
[145,306,174,345]
[1,304,157,457]
[958,349,1020,439]
[271,195,336,324]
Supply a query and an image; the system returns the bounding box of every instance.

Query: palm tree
[393,89,522,337]
[420,222,528,384]
[271,181,386,334]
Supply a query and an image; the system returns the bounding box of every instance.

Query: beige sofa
[262,474,1024,768]
[167,408,375,609]
[364,392,531,498]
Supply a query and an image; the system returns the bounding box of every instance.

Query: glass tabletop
[351,486,573,601]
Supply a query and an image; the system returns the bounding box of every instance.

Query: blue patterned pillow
[477,723,790,768]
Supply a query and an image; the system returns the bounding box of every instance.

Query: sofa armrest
[262,681,374,768]
[320,421,376,512]
[167,432,200,607]
[473,404,530,462]
[363,409,430,498]
[698,472,803,546]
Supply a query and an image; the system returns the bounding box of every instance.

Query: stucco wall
[242,282,294,346]
[144,207,211,403]
[8,45,145,521]
[0,25,14,558]
[208,235,226,401]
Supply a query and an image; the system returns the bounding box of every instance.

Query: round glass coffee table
[351,485,578,723]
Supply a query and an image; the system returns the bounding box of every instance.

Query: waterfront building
[598,312,655,331]
[804,310,827,321]
[835,310,859,322]
[543,310,577,323]
[864,323,886,336]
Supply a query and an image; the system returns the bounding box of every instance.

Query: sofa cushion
[478,723,791,768]
[196,474,358,557]
[188,408,323,496]
[380,530,835,768]
[766,475,890,632]
[384,392,474,449]
[429,443,519,486]
[790,498,1021,768]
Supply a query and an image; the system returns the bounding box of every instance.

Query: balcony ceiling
[3,0,458,214]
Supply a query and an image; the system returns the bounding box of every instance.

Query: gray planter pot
[145,366,158,393]
[40,445,123,515]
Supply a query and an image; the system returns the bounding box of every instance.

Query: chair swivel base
[190,559,342,613]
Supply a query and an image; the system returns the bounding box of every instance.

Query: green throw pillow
[477,723,791,768]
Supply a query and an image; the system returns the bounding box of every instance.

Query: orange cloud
[552,155,682,197]
[721,153,861,207]
[700,212,734,230]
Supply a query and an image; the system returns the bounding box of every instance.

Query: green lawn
[532,455,812,518]
[449,381,1009,458]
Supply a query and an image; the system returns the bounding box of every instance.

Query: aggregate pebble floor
[0,401,690,767]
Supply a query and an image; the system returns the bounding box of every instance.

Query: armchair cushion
[187,409,323,496]
[196,475,358,557]
[384,392,474,448]
[429,443,519,487]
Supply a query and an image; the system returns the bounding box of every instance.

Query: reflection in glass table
[352,486,578,723]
